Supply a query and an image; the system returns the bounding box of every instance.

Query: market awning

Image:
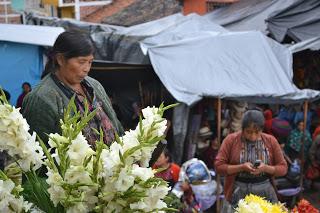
[288,37,320,53]
[266,0,320,42]
[204,0,297,33]
[141,19,320,105]
[0,24,64,46]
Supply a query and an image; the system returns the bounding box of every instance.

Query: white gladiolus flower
[143,185,169,210]
[48,133,69,148]
[122,130,139,152]
[131,164,154,181]
[0,104,44,172]
[66,203,87,213]
[64,166,92,185]
[46,169,66,206]
[67,133,94,166]
[139,146,155,167]
[104,201,123,213]
[130,201,148,210]
[114,167,134,192]
[141,106,161,121]
[0,179,33,213]
[101,143,123,176]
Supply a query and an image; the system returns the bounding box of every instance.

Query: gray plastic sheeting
[289,37,320,53]
[266,0,320,42]
[141,24,320,105]
[204,0,297,33]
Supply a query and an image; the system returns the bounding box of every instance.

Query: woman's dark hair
[242,110,265,130]
[163,148,172,163]
[42,31,94,78]
[22,82,31,88]
[295,119,304,128]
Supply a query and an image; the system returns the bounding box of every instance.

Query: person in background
[199,136,219,170]
[263,109,273,134]
[22,31,123,147]
[152,148,180,188]
[215,110,287,212]
[285,120,312,160]
[16,82,31,108]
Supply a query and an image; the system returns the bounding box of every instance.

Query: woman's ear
[56,53,65,67]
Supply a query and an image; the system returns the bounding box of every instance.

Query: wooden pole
[216,98,222,212]
[299,100,308,197]
[138,81,144,108]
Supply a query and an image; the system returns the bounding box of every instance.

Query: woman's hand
[241,162,255,173]
[251,162,275,175]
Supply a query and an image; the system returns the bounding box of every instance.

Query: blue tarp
[0,41,43,106]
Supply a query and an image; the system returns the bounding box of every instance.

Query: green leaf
[0,88,9,104]
[37,135,58,172]
[83,155,93,168]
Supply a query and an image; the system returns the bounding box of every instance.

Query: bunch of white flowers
[0,90,176,213]
[0,102,44,172]
[97,104,174,212]
[45,129,98,212]
[0,176,32,212]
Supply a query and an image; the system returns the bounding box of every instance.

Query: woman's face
[57,54,94,84]
[154,153,169,167]
[242,125,262,142]
[22,84,31,93]
[297,122,304,132]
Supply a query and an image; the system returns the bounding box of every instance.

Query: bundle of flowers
[0,89,177,213]
[292,199,319,213]
[235,194,288,213]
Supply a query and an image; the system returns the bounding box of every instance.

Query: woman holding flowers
[22,31,123,147]
[215,110,287,212]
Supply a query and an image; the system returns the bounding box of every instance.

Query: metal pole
[74,0,80,21]
[299,100,308,197]
[216,98,222,212]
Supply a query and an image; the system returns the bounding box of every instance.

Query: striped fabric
[238,138,270,179]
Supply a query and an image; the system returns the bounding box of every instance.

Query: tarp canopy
[25,13,320,105]
[141,19,320,105]
[266,0,320,42]
[26,13,188,64]
[205,0,320,52]
[0,24,64,46]
[289,37,320,53]
[204,0,297,33]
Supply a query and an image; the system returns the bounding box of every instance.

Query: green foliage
[23,171,64,213]
[163,193,183,212]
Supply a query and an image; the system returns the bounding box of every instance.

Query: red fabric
[214,131,288,202]
[16,93,27,108]
[306,164,320,180]
[312,126,320,141]
[264,110,273,134]
[171,163,181,182]
[153,163,180,183]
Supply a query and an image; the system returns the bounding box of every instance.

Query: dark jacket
[22,74,123,143]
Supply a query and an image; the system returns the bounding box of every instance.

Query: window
[206,1,231,12]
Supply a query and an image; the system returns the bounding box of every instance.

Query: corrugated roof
[102,0,181,26]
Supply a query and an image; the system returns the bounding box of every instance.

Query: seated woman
[215,110,287,212]
[152,148,180,188]
[22,31,123,147]
[284,120,312,160]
